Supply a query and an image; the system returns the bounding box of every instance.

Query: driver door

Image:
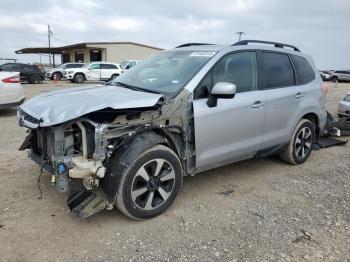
[193,51,266,170]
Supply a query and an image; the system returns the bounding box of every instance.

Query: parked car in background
[320,70,331,81]
[330,70,350,82]
[338,91,350,118]
[0,72,25,109]
[45,63,85,80]
[64,62,123,83]
[18,40,327,220]
[0,63,44,84]
[120,60,140,71]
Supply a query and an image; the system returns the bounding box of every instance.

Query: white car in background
[0,72,25,109]
[45,63,85,80]
[120,60,140,71]
[64,62,123,83]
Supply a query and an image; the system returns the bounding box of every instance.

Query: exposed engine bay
[18,89,194,218]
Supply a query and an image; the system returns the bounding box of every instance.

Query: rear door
[260,51,301,149]
[193,51,266,170]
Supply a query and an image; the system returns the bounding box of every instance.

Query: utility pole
[235,31,246,41]
[48,24,51,67]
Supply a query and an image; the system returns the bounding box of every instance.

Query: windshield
[120,61,129,69]
[111,50,215,96]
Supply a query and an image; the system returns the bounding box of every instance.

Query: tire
[115,145,183,220]
[52,72,62,81]
[331,76,339,82]
[279,119,315,165]
[73,73,85,83]
[111,74,119,80]
[29,74,41,84]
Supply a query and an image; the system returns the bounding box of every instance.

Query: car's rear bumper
[0,97,25,109]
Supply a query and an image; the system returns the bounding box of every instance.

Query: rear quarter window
[291,55,316,85]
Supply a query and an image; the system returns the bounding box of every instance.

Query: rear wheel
[115,145,183,220]
[280,119,315,165]
[73,73,85,83]
[29,74,41,84]
[111,74,119,80]
[331,76,339,82]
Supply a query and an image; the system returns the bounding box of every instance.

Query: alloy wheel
[295,126,312,159]
[131,158,175,211]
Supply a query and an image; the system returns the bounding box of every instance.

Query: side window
[0,64,14,71]
[89,64,100,70]
[194,52,257,99]
[101,64,117,69]
[213,52,257,93]
[291,55,315,85]
[12,65,28,71]
[261,52,295,89]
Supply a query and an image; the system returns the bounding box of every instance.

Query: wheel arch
[102,130,180,203]
[301,112,320,138]
[74,72,86,80]
[52,71,63,78]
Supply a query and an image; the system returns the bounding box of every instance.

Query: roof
[15,41,164,54]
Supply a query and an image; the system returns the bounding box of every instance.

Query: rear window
[291,55,315,85]
[261,52,295,89]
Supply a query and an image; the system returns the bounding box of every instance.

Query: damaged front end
[17,89,193,218]
[19,113,112,217]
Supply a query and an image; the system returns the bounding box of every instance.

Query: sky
[0,0,349,69]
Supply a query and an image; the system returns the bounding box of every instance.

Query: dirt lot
[0,81,349,262]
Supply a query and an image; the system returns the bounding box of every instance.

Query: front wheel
[116,145,183,220]
[279,119,315,165]
[73,73,85,83]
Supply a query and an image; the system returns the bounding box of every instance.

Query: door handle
[295,92,304,99]
[252,101,264,109]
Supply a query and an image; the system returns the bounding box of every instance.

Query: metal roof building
[15,42,164,65]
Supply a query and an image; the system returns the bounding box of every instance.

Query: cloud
[0,0,349,69]
[107,17,143,32]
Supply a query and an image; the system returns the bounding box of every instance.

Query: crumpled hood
[19,84,163,127]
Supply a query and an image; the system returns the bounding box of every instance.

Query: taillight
[2,76,20,83]
[321,83,329,96]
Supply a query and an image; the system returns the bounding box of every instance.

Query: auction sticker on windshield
[190,52,216,57]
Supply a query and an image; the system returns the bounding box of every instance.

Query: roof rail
[232,40,300,52]
[175,43,214,48]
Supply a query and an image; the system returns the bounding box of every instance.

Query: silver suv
[330,70,350,82]
[18,40,327,220]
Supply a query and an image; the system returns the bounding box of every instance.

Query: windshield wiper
[113,81,160,94]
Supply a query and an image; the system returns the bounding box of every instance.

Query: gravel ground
[0,80,349,262]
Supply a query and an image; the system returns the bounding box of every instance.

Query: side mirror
[207,82,236,108]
